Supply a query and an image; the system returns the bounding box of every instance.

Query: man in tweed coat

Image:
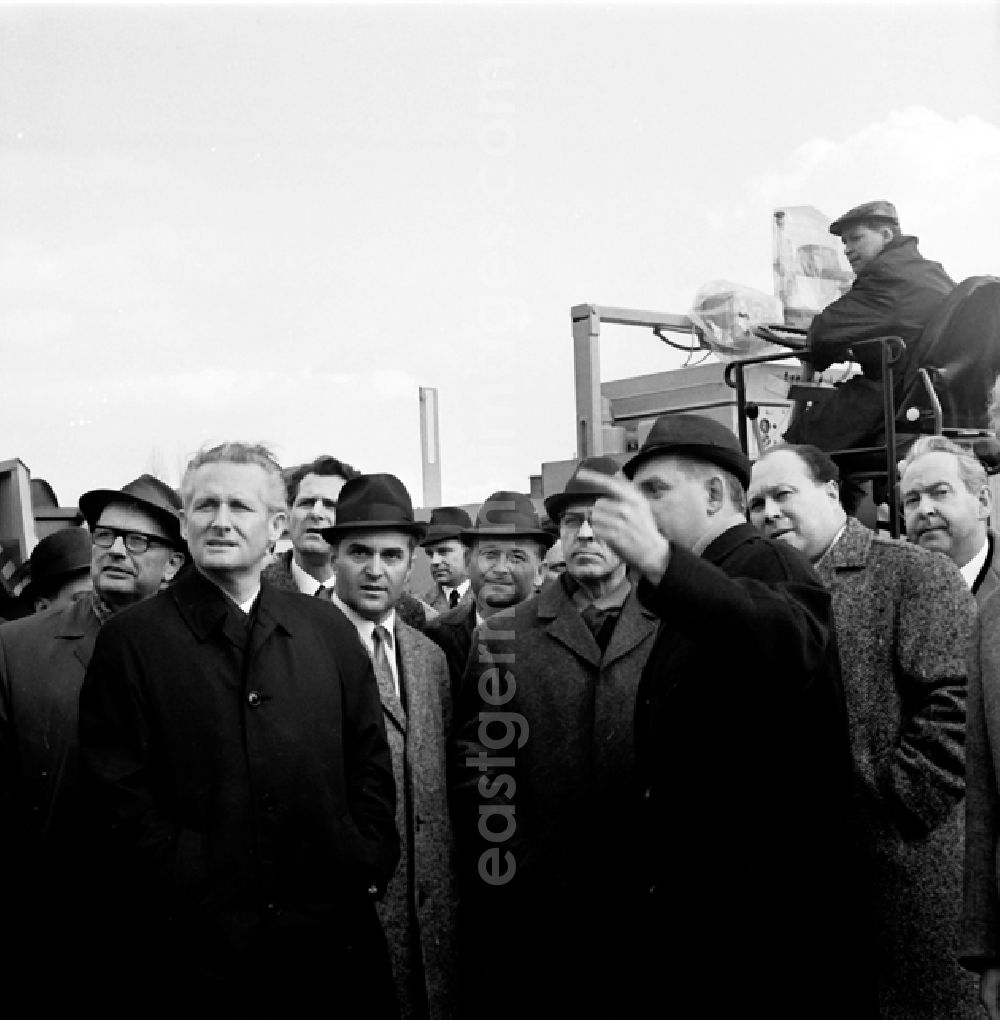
[451,456,657,1018]
[323,473,457,1020]
[750,443,979,1018]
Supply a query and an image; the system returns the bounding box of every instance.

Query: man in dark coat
[424,491,552,736]
[78,443,399,1012]
[0,475,187,1001]
[580,413,873,1019]
[784,200,955,450]
[451,456,657,1018]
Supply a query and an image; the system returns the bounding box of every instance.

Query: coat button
[247,690,262,707]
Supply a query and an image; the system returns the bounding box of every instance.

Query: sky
[1,1,998,516]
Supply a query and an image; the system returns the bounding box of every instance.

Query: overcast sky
[2,1,998,513]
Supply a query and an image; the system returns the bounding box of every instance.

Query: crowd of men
[4,198,1000,1018]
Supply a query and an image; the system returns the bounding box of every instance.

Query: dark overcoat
[376,621,458,1020]
[634,522,871,1018]
[451,576,658,1016]
[78,568,399,1008]
[816,517,978,1017]
[0,595,102,989]
[786,234,955,449]
[423,598,477,736]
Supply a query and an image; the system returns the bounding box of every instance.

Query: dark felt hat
[25,527,92,597]
[543,456,623,523]
[420,506,474,547]
[623,412,751,489]
[461,491,556,549]
[320,473,426,542]
[828,200,899,237]
[78,474,184,548]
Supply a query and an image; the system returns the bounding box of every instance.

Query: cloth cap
[829,200,899,237]
[623,412,751,489]
[320,473,426,542]
[543,455,623,523]
[78,474,184,548]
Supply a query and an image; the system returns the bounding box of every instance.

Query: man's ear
[704,475,726,513]
[162,550,186,584]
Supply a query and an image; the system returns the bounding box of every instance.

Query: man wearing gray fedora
[578,412,873,1018]
[451,456,658,1018]
[0,474,187,1000]
[321,473,457,1020]
[418,506,474,613]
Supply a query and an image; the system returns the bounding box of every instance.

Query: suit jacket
[633,522,866,1017]
[423,598,478,735]
[974,532,1000,608]
[419,583,473,615]
[264,548,435,630]
[451,576,657,1015]
[78,568,399,1001]
[374,621,457,1020]
[816,517,978,1017]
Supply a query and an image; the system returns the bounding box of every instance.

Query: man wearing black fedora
[424,490,553,733]
[450,456,658,1018]
[418,506,474,612]
[577,412,872,1017]
[321,473,457,1020]
[263,453,437,631]
[24,526,94,613]
[0,474,188,1001]
[78,444,398,1012]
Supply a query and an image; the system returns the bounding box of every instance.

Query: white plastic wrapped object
[688,280,785,361]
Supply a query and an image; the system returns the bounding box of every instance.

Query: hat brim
[623,443,751,489]
[543,491,604,523]
[419,525,465,547]
[25,563,91,599]
[321,520,428,543]
[460,527,556,550]
[78,489,183,547]
[829,214,897,237]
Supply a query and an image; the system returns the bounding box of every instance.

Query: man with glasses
[0,474,187,1000]
[450,456,658,1018]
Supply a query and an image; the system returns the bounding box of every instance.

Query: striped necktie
[371,624,396,701]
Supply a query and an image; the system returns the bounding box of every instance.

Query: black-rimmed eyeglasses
[92,526,173,554]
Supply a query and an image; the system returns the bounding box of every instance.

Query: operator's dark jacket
[785,234,954,450]
[79,567,400,1009]
[634,523,874,1018]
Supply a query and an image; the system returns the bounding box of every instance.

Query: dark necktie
[581,603,620,653]
[314,584,333,600]
[449,588,460,609]
[371,624,396,701]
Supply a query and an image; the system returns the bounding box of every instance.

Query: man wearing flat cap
[78,444,398,1012]
[451,456,658,1018]
[321,473,457,1020]
[578,412,873,1018]
[0,474,187,999]
[418,506,474,613]
[424,490,553,732]
[785,199,955,452]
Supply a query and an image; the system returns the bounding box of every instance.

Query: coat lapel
[539,581,602,667]
[380,623,408,734]
[601,589,658,669]
[58,596,102,669]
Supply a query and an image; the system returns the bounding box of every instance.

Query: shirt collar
[328,591,397,648]
[290,555,332,596]
[961,537,991,589]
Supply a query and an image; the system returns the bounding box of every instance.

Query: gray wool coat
[376,621,458,1020]
[815,517,979,1018]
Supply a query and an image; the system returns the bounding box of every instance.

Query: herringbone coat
[815,517,978,1018]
